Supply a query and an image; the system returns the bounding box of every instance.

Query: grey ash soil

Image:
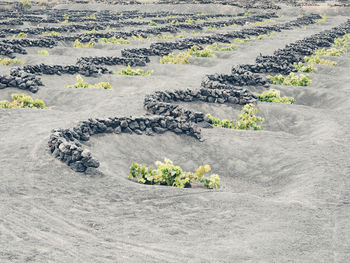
[0,3,350,263]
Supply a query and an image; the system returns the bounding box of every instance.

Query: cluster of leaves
[65,75,112,90]
[0,58,25,66]
[207,104,264,130]
[206,114,234,128]
[128,158,220,189]
[293,62,317,73]
[117,65,153,76]
[257,89,296,104]
[315,47,345,57]
[98,37,130,44]
[185,19,195,24]
[269,72,312,86]
[37,50,49,55]
[0,93,45,109]
[234,38,250,43]
[73,39,95,48]
[235,103,264,130]
[84,14,96,19]
[207,25,217,30]
[21,0,32,8]
[207,42,236,51]
[157,34,174,39]
[131,34,151,41]
[244,12,251,16]
[13,32,27,38]
[176,33,185,38]
[148,21,157,26]
[169,20,179,25]
[43,31,60,36]
[160,50,192,64]
[190,45,216,58]
[304,55,337,66]
[333,34,350,49]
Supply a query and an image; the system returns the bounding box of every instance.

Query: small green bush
[207,25,217,31]
[244,12,251,16]
[175,33,185,38]
[257,89,296,104]
[65,75,112,90]
[73,39,95,48]
[84,28,99,34]
[160,51,192,64]
[293,62,317,73]
[333,34,350,48]
[304,55,337,66]
[131,34,150,41]
[117,65,153,76]
[148,21,157,26]
[235,103,264,130]
[207,104,264,130]
[234,38,249,43]
[268,72,312,86]
[98,37,130,44]
[37,50,49,55]
[13,32,27,38]
[0,58,25,66]
[128,158,220,189]
[208,42,236,51]
[185,19,194,24]
[315,47,345,57]
[206,114,234,128]
[0,93,45,109]
[169,20,179,25]
[190,45,216,58]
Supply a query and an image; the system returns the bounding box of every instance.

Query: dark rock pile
[0,68,43,93]
[77,56,149,67]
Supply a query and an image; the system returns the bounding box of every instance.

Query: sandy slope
[0,5,349,262]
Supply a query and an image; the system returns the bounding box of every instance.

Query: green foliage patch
[131,34,151,41]
[117,65,153,76]
[65,75,112,90]
[37,50,49,55]
[0,93,45,109]
[268,72,312,86]
[73,39,95,48]
[257,89,296,104]
[207,104,264,130]
[0,58,25,66]
[13,32,27,38]
[304,55,337,66]
[293,62,317,73]
[98,37,130,44]
[128,158,220,189]
[43,31,60,36]
[160,50,192,64]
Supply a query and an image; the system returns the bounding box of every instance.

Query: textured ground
[0,3,350,263]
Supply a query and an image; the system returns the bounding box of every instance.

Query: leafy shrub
[157,34,174,39]
[257,89,296,104]
[21,0,32,8]
[185,19,194,24]
[0,58,25,66]
[131,34,150,41]
[117,65,153,76]
[268,72,312,86]
[192,30,201,34]
[206,114,234,128]
[98,37,130,44]
[235,103,264,130]
[207,43,236,51]
[0,93,45,109]
[244,12,251,16]
[304,55,337,66]
[234,38,249,43]
[207,25,217,30]
[176,33,185,38]
[148,21,157,26]
[65,75,112,90]
[169,20,179,25]
[37,50,49,55]
[160,51,192,64]
[293,62,317,73]
[315,47,345,56]
[190,45,216,58]
[43,31,60,36]
[128,158,220,189]
[207,104,264,130]
[73,39,95,48]
[333,34,350,48]
[13,32,27,38]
